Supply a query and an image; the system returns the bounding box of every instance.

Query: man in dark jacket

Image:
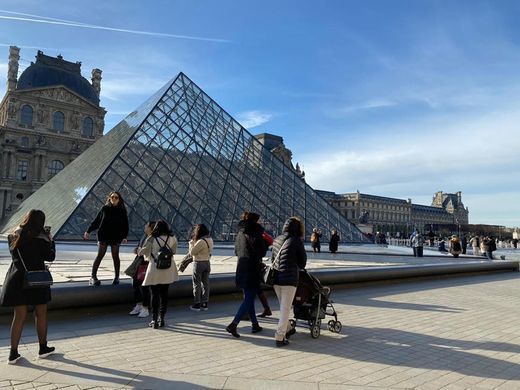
[271,217,307,347]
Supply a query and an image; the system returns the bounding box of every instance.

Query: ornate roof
[16,51,99,105]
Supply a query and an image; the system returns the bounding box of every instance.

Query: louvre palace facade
[317,189,469,235]
[0,47,106,219]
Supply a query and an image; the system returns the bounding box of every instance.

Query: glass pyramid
[1,73,367,243]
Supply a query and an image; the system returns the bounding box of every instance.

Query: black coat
[87,204,129,243]
[0,235,56,307]
[271,231,307,287]
[329,233,340,253]
[234,221,268,289]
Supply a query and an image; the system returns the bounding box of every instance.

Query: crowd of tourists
[0,191,318,364]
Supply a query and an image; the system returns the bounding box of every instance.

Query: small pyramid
[1,73,367,242]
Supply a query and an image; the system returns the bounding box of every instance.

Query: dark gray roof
[16,51,99,105]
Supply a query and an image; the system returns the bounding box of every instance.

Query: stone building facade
[317,190,469,235]
[254,133,305,179]
[0,47,105,219]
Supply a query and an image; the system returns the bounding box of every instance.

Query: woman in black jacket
[83,191,129,286]
[226,212,268,338]
[271,217,307,347]
[0,209,56,364]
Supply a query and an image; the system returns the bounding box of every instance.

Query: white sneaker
[138,307,149,317]
[129,304,143,315]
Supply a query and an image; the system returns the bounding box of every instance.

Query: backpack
[152,236,173,269]
[452,241,461,252]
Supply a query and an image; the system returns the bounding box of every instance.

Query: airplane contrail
[0,11,231,43]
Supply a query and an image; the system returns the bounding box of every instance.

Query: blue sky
[0,0,519,226]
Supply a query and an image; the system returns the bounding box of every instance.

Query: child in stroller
[290,269,342,338]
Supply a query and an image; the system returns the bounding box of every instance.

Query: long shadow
[283,325,520,380]
[16,354,215,389]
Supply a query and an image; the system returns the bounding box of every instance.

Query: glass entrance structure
[0,73,367,242]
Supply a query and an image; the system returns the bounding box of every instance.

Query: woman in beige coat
[188,224,214,312]
[139,220,178,328]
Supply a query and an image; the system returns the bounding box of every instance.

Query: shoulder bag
[261,239,287,286]
[17,249,53,289]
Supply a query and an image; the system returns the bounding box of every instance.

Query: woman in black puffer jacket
[271,217,307,347]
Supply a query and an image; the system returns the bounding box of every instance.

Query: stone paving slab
[1,272,520,389]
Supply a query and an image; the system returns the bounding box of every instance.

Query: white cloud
[236,110,273,129]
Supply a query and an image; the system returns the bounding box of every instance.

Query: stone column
[91,68,102,97]
[7,46,20,92]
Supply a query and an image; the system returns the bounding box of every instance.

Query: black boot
[257,292,272,317]
[226,322,240,338]
[251,323,263,333]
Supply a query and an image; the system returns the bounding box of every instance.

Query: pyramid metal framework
[1,73,367,242]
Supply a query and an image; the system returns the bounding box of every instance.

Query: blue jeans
[232,287,258,325]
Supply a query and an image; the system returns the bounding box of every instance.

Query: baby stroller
[290,269,342,338]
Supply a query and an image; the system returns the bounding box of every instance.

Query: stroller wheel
[327,320,335,332]
[311,324,321,338]
[289,319,296,329]
[334,321,342,333]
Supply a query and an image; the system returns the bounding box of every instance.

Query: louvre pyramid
[1,73,367,242]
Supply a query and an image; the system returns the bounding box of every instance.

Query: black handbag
[261,239,287,286]
[17,249,53,289]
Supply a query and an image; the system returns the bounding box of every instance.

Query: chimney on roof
[7,46,20,92]
[91,68,102,97]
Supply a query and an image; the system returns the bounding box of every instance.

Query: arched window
[48,160,64,178]
[20,105,33,125]
[53,111,65,132]
[82,117,93,137]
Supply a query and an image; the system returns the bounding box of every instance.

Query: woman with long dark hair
[0,209,56,364]
[226,211,268,338]
[188,224,214,311]
[84,191,129,286]
[138,220,178,328]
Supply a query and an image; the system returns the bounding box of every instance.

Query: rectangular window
[16,160,28,181]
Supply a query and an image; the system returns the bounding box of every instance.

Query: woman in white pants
[271,217,307,347]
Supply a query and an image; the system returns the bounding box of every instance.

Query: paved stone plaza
[1,270,519,389]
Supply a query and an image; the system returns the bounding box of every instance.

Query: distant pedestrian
[411,232,424,257]
[188,224,214,312]
[226,212,268,338]
[428,230,435,246]
[0,210,56,364]
[513,238,518,249]
[461,235,468,255]
[84,191,129,286]
[469,235,480,256]
[486,236,497,260]
[449,235,462,258]
[125,221,155,318]
[310,228,322,253]
[138,220,178,328]
[271,217,307,347]
[329,229,340,254]
[438,239,448,253]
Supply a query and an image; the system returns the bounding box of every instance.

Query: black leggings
[91,243,120,278]
[150,284,169,320]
